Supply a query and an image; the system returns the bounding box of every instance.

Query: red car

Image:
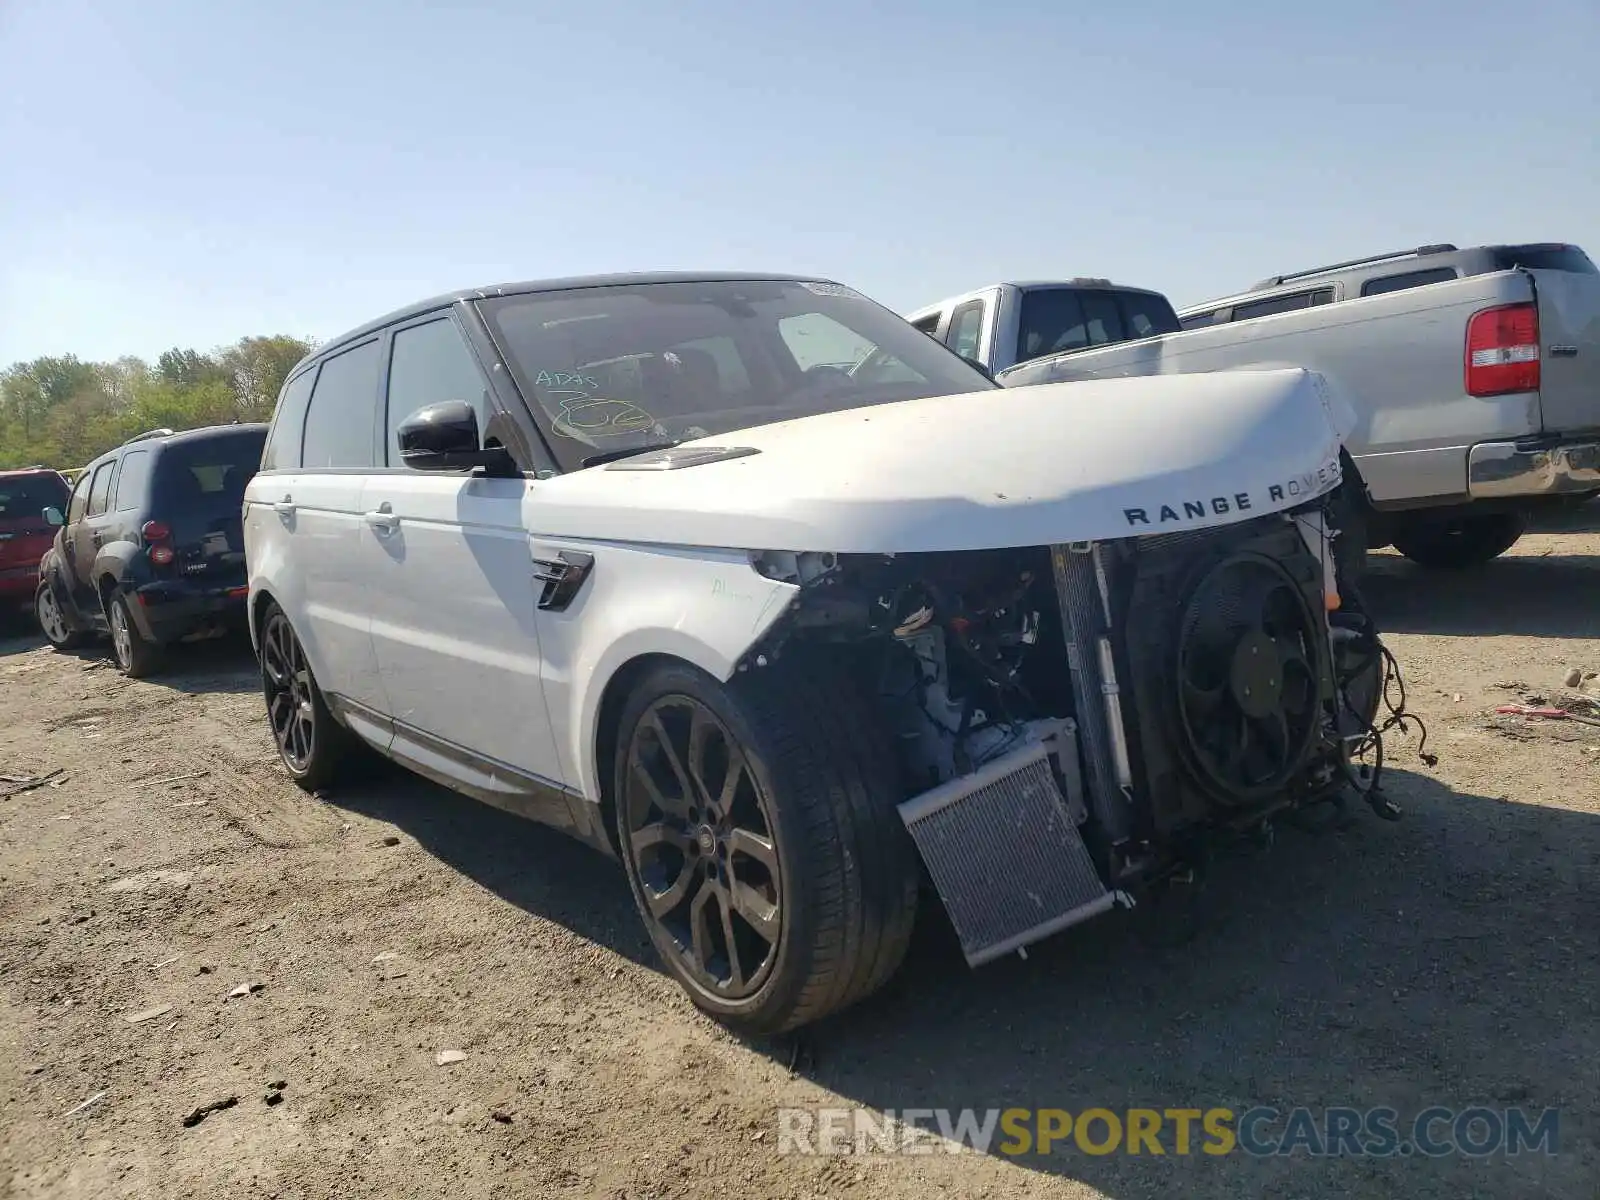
[0,468,72,616]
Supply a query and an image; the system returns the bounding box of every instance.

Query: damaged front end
[744,494,1414,967]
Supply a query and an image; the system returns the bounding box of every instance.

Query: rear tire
[1391,511,1528,569]
[613,657,919,1035]
[35,580,86,651]
[259,602,360,792]
[108,593,162,678]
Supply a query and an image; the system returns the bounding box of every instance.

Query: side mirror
[961,355,996,383]
[42,506,64,527]
[397,402,516,475]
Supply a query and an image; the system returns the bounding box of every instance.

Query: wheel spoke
[728,877,779,944]
[726,827,777,874]
[644,710,695,814]
[717,885,746,991]
[642,853,697,919]
[688,883,718,981]
[630,820,690,856]
[628,754,689,820]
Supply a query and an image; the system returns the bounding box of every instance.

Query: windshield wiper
[581,440,681,469]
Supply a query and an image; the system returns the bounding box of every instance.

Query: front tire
[259,603,358,792]
[108,593,162,678]
[35,580,86,651]
[613,658,919,1035]
[1391,511,1528,569]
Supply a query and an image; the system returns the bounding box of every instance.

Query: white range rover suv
[244,272,1402,1034]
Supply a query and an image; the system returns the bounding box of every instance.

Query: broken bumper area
[130,579,249,645]
[1467,438,1600,499]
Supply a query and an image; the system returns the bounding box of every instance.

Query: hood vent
[605,445,761,471]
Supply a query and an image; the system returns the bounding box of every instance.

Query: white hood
[528,367,1351,554]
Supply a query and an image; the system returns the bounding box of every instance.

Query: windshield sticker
[800,281,865,300]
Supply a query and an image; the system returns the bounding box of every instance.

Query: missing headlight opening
[746,494,1423,968]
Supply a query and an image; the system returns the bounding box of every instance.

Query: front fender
[534,539,798,803]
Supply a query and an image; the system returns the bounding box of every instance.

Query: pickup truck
[903,280,1181,376]
[991,243,1600,569]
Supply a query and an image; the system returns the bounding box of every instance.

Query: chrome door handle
[364,504,398,536]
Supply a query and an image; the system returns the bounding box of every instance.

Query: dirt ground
[2,512,1597,1200]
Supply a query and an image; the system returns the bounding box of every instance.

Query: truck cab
[904,280,1181,375]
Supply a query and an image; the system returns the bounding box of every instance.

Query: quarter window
[86,461,116,517]
[113,449,152,511]
[262,369,317,471]
[301,341,381,470]
[385,318,492,466]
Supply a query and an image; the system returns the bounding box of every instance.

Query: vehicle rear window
[1361,267,1458,297]
[0,474,68,522]
[1017,289,1089,362]
[153,432,266,511]
[1491,245,1598,274]
[1116,291,1181,339]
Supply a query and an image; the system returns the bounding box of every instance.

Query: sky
[1,0,1596,366]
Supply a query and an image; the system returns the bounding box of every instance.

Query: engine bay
[748,496,1399,896]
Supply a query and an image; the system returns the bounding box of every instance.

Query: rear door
[150,430,265,585]
[280,340,390,720]
[0,472,69,584]
[1522,248,1600,434]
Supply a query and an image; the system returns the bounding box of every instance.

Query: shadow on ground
[319,757,1597,1197]
[0,616,258,695]
[1362,547,1600,639]
[327,766,656,970]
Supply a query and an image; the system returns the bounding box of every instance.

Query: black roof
[309,271,830,366]
[82,422,269,469]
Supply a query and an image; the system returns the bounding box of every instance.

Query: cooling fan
[1173,551,1325,803]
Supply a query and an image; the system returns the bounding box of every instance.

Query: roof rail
[1250,244,1458,291]
[124,427,175,445]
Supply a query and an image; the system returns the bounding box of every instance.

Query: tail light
[1465,302,1540,397]
[141,520,175,565]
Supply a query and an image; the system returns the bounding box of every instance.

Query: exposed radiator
[898,736,1113,967]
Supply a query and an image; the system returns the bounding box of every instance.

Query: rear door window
[1180,311,1218,330]
[1016,289,1089,362]
[113,450,152,511]
[1361,268,1457,297]
[301,341,381,470]
[86,461,117,517]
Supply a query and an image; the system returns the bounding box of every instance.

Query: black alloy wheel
[622,694,782,1000]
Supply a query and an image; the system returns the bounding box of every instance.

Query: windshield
[478,279,996,469]
[0,473,69,524]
